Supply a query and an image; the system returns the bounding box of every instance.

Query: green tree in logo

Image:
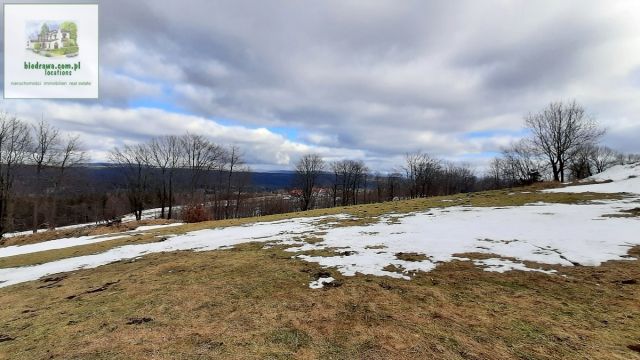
[40,23,49,37]
[60,22,77,40]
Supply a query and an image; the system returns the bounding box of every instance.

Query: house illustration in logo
[28,28,70,50]
[26,21,79,57]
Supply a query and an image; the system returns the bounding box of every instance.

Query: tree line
[0,113,85,235]
[109,134,250,222]
[0,100,637,235]
[489,100,638,188]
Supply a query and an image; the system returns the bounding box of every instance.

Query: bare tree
[525,101,604,182]
[294,154,325,211]
[30,119,60,232]
[385,172,402,201]
[590,145,617,174]
[49,135,87,228]
[330,160,368,206]
[568,144,594,180]
[110,144,151,221]
[233,165,252,218]
[0,114,31,235]
[488,157,504,188]
[224,145,243,219]
[149,135,182,219]
[500,139,543,185]
[180,133,224,199]
[441,162,476,194]
[403,152,440,198]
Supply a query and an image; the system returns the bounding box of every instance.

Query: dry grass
[0,219,179,248]
[1,188,623,270]
[0,242,638,359]
[0,185,638,359]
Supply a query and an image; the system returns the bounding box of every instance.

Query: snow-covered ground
[0,165,637,289]
[0,223,184,259]
[545,163,640,194]
[2,206,180,239]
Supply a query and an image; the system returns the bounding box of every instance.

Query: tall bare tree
[0,114,31,235]
[180,133,224,198]
[49,134,87,228]
[525,101,604,182]
[110,144,151,221]
[403,152,440,198]
[30,119,60,232]
[149,135,182,219]
[330,160,368,206]
[224,145,243,219]
[294,153,325,211]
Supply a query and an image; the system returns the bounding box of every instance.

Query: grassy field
[0,186,639,359]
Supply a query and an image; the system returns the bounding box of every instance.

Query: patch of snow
[309,276,335,289]
[2,207,185,239]
[0,198,639,288]
[587,163,640,182]
[1,221,94,239]
[545,177,640,194]
[471,258,556,274]
[546,163,640,194]
[132,223,185,232]
[0,223,185,259]
[0,215,350,287]
[0,234,130,259]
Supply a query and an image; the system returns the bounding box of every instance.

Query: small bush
[181,204,210,223]
[63,46,79,55]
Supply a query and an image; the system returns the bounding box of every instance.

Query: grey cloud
[1,0,639,171]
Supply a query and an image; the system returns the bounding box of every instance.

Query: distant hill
[79,164,337,191]
[80,164,299,191]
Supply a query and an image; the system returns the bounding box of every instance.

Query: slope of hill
[0,170,638,359]
[545,162,640,194]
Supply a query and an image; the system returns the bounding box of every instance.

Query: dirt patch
[126,317,153,325]
[66,280,120,300]
[0,334,14,342]
[395,252,429,262]
[37,275,67,289]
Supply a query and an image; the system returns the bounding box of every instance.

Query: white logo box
[4,3,99,99]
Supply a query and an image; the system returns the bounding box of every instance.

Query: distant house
[28,27,70,50]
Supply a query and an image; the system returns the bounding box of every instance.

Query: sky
[1,0,640,172]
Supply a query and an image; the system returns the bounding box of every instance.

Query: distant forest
[0,100,638,235]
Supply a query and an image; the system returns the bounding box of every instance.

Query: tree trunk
[32,170,42,233]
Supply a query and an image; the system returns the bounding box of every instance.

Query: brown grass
[0,185,638,359]
[0,242,638,359]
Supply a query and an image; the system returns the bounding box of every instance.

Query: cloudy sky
[1,0,640,171]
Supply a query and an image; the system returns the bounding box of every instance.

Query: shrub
[63,46,79,55]
[181,204,210,223]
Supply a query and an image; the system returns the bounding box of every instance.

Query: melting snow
[132,223,185,232]
[0,164,638,288]
[0,223,185,259]
[0,234,130,259]
[545,163,640,194]
[309,276,335,289]
[0,197,637,288]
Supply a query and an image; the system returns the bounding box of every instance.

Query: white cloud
[2,0,639,171]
